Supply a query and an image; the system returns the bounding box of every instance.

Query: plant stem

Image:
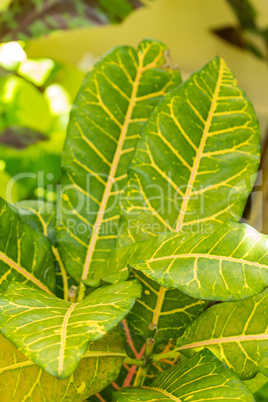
[77,282,86,302]
[152,348,181,363]
[133,337,156,387]
[124,357,146,367]
[133,365,149,387]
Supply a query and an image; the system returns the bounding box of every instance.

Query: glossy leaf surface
[0,329,125,401]
[0,197,55,294]
[57,39,181,285]
[177,288,268,379]
[0,280,141,379]
[118,56,260,246]
[113,349,254,401]
[16,200,70,300]
[16,200,56,245]
[109,220,268,301]
[127,270,208,344]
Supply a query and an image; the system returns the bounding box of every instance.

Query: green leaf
[0,0,146,42]
[0,197,55,294]
[0,75,51,133]
[113,349,254,401]
[57,39,181,285]
[177,288,268,379]
[16,200,70,301]
[0,280,141,379]
[0,328,126,400]
[109,220,268,301]
[126,271,208,344]
[16,200,56,244]
[0,128,64,202]
[117,56,260,246]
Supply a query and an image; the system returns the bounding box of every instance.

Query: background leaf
[0,0,147,42]
[0,197,55,294]
[0,126,48,149]
[0,280,141,379]
[0,75,51,134]
[0,328,126,401]
[113,349,254,401]
[57,39,181,285]
[225,0,257,29]
[177,288,268,379]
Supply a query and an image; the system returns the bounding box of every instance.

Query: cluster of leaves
[213,0,268,61]
[0,38,267,401]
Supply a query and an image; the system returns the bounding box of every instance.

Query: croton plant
[0,39,267,401]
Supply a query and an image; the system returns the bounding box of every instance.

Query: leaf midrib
[152,285,166,326]
[175,59,224,231]
[148,387,182,401]
[0,350,127,374]
[58,302,77,376]
[178,333,268,351]
[146,253,268,269]
[81,47,154,281]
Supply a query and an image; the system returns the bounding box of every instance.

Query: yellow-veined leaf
[0,280,141,379]
[113,349,254,401]
[0,328,126,401]
[16,200,70,301]
[117,56,260,246]
[106,220,268,301]
[57,39,181,286]
[177,288,268,379]
[0,197,55,294]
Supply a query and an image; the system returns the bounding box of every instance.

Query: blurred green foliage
[0,41,84,203]
[0,0,145,42]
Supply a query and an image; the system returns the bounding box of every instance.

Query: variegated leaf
[57,39,181,286]
[16,200,56,245]
[0,328,126,401]
[117,56,260,246]
[126,270,208,345]
[113,349,254,401]
[177,288,268,380]
[0,280,141,379]
[0,197,55,294]
[107,220,268,301]
[108,55,261,342]
[16,200,70,301]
